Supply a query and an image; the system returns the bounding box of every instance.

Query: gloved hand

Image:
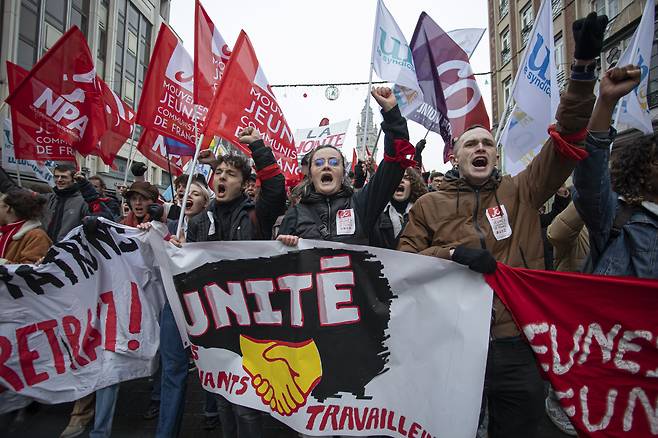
[147,204,164,222]
[415,139,427,153]
[573,12,608,60]
[130,161,147,177]
[451,246,497,274]
[82,216,100,237]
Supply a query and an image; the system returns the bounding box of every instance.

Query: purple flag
[408,13,490,162]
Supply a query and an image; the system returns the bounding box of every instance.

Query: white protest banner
[2,118,55,186]
[615,0,654,134]
[151,237,492,438]
[0,220,164,412]
[294,119,351,156]
[499,0,558,171]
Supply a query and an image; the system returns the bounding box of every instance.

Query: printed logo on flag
[175,248,395,416]
[165,44,195,92]
[524,33,552,97]
[377,28,415,71]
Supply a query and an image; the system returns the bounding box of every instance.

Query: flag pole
[360,1,379,161]
[370,127,382,160]
[176,109,202,237]
[164,143,175,201]
[123,128,138,185]
[14,159,22,187]
[613,28,641,130]
[423,125,431,140]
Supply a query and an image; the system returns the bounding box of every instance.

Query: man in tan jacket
[398,12,608,438]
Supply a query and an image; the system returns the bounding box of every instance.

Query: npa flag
[136,24,203,148]
[96,78,135,166]
[372,0,424,116]
[498,0,559,174]
[5,27,107,155]
[203,31,299,181]
[6,62,76,162]
[194,0,231,110]
[486,264,658,438]
[615,0,655,135]
[150,237,492,438]
[408,13,490,162]
[136,129,188,176]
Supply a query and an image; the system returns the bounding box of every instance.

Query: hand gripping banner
[150,236,493,438]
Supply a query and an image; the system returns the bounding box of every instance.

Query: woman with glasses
[277,87,415,247]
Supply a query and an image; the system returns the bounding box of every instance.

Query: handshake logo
[241,336,322,416]
[175,248,396,415]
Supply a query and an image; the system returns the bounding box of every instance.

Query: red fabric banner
[6,62,76,162]
[194,0,231,110]
[96,78,135,166]
[485,264,658,437]
[5,27,107,156]
[203,31,299,183]
[136,128,189,176]
[136,24,203,148]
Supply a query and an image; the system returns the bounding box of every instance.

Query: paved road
[3,374,571,438]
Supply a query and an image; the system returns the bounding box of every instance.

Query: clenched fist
[238,127,262,145]
[371,86,397,112]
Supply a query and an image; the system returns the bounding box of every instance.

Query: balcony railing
[501,48,511,64]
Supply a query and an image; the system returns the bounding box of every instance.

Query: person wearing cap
[245,173,259,201]
[122,181,163,227]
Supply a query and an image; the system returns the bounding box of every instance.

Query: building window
[595,0,619,18]
[18,0,90,68]
[649,16,658,109]
[500,0,509,19]
[97,0,109,78]
[502,76,512,105]
[552,0,562,19]
[17,0,40,69]
[114,0,152,108]
[520,3,534,46]
[112,156,128,177]
[555,34,566,91]
[501,28,511,65]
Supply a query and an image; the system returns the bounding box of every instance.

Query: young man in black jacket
[174,126,286,438]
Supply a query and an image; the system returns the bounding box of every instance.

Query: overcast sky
[169,0,492,172]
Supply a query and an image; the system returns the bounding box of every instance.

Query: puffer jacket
[0,220,52,264]
[278,105,409,244]
[546,201,589,272]
[573,131,658,278]
[398,78,597,338]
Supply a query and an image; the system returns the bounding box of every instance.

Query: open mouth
[216,184,226,195]
[472,156,488,168]
[320,173,334,184]
[395,185,405,193]
[185,200,193,209]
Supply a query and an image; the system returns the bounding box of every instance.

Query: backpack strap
[305,205,331,240]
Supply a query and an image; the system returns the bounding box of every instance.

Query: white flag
[373,0,424,116]
[447,28,486,58]
[499,0,558,172]
[616,0,654,135]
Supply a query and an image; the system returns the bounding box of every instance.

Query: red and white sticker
[336,209,356,235]
[486,205,512,241]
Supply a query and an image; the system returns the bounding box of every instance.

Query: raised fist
[131,161,147,177]
[240,335,322,416]
[237,126,262,145]
[573,12,608,60]
[371,86,397,112]
[599,65,641,105]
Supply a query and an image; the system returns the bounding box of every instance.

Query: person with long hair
[0,189,51,264]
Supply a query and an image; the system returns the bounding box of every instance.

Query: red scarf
[0,220,26,259]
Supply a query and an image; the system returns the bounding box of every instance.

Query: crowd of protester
[0,10,656,438]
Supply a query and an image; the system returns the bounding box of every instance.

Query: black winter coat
[278,105,410,245]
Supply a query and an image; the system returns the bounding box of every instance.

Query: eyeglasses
[313,157,341,168]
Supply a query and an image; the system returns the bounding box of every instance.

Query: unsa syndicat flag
[202,30,299,182]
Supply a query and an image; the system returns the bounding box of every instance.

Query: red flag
[5,27,106,156]
[136,128,189,176]
[351,148,358,174]
[203,31,299,182]
[95,78,135,166]
[485,264,658,438]
[136,24,202,148]
[319,118,330,126]
[6,62,76,162]
[194,0,231,109]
